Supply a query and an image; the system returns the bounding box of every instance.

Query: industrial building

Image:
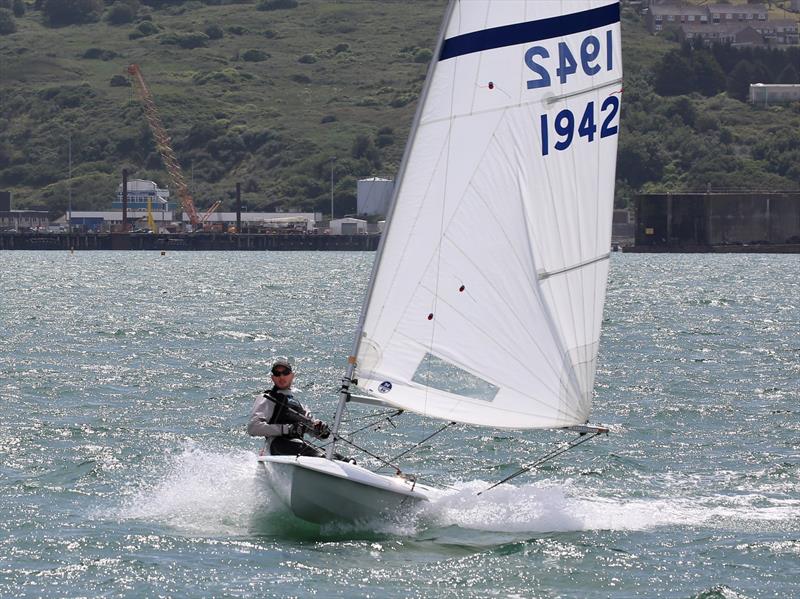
[48,210,322,233]
[330,217,368,235]
[183,212,322,232]
[0,191,49,231]
[634,191,800,247]
[53,211,174,232]
[113,179,175,212]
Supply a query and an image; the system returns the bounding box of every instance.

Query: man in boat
[247,358,332,457]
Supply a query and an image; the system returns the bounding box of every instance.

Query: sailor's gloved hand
[282,423,305,437]
[310,419,331,439]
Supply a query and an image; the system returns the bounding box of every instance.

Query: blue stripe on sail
[439,3,620,61]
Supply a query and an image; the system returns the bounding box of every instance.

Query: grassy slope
[1,1,798,216]
[1,0,442,214]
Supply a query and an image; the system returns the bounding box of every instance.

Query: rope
[477,431,604,496]
[313,409,403,451]
[346,408,404,422]
[313,414,453,479]
[345,410,404,436]
[384,421,456,465]
[330,434,403,473]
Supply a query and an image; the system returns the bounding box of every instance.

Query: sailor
[247,358,331,457]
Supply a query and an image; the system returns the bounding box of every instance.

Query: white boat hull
[258,455,435,524]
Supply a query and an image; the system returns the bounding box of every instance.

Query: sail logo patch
[379,381,392,393]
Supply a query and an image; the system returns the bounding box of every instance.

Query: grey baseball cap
[271,358,293,373]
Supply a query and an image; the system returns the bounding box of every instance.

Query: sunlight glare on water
[1,251,798,598]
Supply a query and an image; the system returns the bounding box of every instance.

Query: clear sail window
[412,353,499,402]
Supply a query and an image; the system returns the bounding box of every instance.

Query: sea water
[0,251,798,598]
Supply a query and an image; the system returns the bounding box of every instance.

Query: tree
[777,63,799,84]
[351,134,381,169]
[257,0,297,10]
[42,0,103,26]
[726,60,756,101]
[105,2,136,25]
[653,50,694,96]
[12,0,23,17]
[617,134,664,188]
[0,7,15,34]
[662,96,697,127]
[693,52,726,97]
[204,23,223,40]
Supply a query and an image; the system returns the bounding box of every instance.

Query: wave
[110,446,800,538]
[422,479,800,534]
[112,443,279,536]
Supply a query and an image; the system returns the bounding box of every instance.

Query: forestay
[353,0,623,430]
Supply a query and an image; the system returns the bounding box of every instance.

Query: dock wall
[634,192,800,248]
[0,232,381,251]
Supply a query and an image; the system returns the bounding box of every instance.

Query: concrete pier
[622,243,800,254]
[0,232,381,251]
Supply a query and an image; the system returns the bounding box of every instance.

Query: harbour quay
[628,191,800,252]
[0,231,381,251]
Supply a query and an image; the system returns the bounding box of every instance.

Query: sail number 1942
[524,30,619,156]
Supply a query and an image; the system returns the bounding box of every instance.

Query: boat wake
[111,446,799,538]
[422,479,800,534]
[112,443,280,536]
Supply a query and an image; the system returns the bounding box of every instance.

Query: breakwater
[0,232,380,251]
[622,243,800,254]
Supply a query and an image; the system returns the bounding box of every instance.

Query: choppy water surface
[1,251,798,598]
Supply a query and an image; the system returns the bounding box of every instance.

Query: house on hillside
[756,20,800,45]
[707,2,767,24]
[647,2,708,32]
[645,1,795,46]
[680,22,763,45]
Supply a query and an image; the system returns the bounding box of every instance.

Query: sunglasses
[272,369,292,377]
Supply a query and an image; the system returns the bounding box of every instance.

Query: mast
[326,0,458,459]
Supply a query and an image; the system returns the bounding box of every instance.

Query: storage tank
[357,178,394,216]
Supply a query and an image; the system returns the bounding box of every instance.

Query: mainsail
[353,1,623,430]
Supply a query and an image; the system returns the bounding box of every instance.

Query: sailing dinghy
[258,0,623,524]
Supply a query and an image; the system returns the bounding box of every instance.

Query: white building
[114,179,174,212]
[357,177,394,216]
[330,217,368,235]
[182,212,321,231]
[54,211,175,232]
[750,83,800,106]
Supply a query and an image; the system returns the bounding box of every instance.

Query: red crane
[127,64,207,228]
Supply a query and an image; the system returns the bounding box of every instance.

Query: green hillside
[0,0,798,218]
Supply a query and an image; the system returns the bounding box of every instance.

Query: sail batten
[354,0,622,430]
[545,77,623,104]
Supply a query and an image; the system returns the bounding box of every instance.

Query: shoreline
[2,232,798,253]
[0,232,381,251]
[621,243,800,254]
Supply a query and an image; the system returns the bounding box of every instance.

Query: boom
[126,64,201,227]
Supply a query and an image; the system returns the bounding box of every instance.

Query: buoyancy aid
[264,388,307,439]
